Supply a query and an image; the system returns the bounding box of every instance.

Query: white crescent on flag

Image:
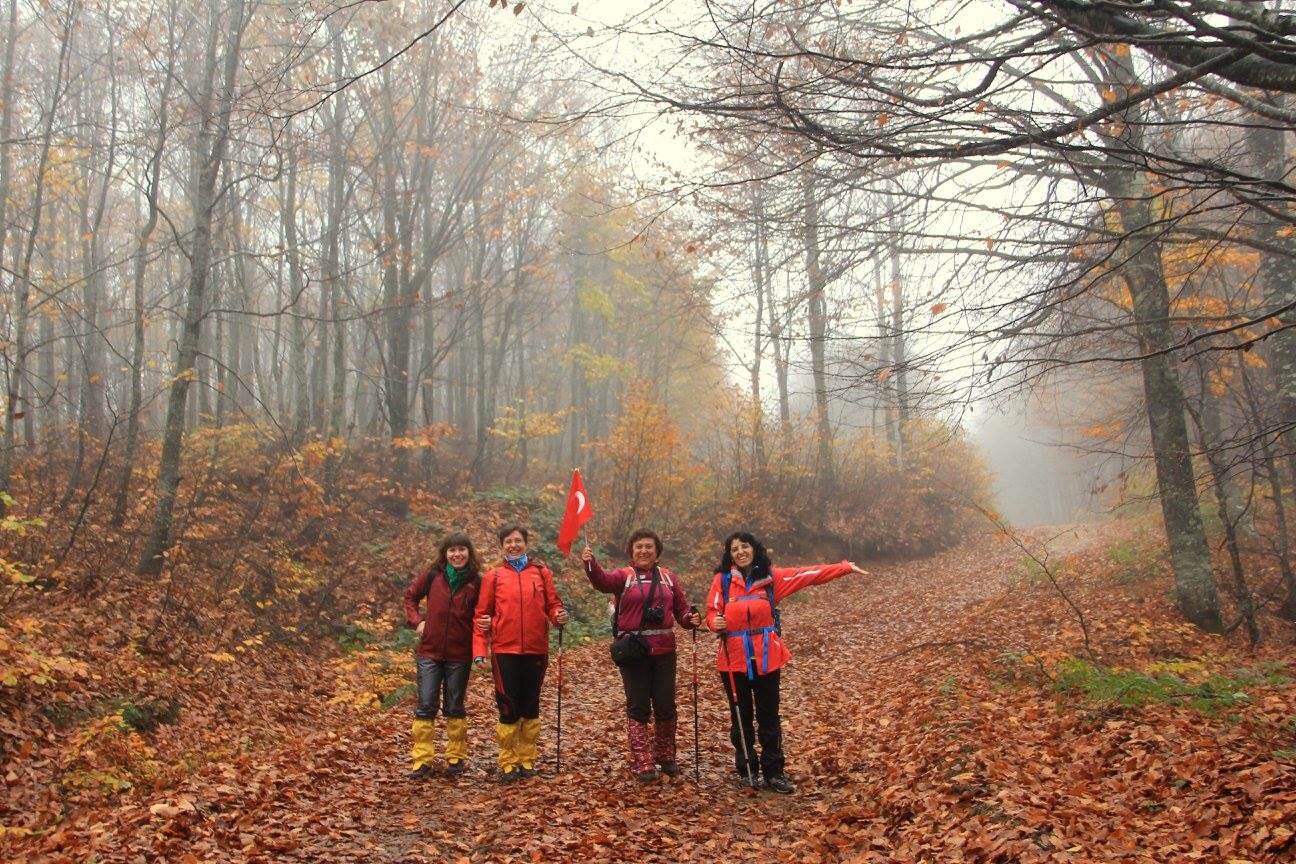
[576,491,586,513]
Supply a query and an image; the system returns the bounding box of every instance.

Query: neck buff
[445,563,469,593]
[506,554,529,572]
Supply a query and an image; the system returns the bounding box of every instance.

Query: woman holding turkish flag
[582,531,701,782]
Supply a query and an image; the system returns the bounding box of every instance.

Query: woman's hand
[847,561,870,576]
[685,611,701,627]
[476,615,492,634]
[581,545,593,563]
[415,621,425,637]
[555,608,570,626]
[711,614,726,632]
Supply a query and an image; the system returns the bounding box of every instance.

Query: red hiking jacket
[474,560,565,656]
[705,562,854,675]
[403,566,486,663]
[585,558,697,655]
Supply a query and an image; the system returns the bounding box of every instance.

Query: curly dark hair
[717,531,772,580]
[433,532,483,575]
[625,528,663,558]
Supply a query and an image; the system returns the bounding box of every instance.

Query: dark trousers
[720,669,782,779]
[493,653,547,723]
[618,652,677,723]
[414,658,469,719]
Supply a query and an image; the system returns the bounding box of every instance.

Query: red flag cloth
[556,469,593,556]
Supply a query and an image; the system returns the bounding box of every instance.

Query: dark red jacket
[585,558,696,655]
[403,566,486,662]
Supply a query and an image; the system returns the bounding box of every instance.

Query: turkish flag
[556,469,593,556]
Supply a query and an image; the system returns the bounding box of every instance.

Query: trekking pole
[721,631,757,789]
[556,624,564,775]
[690,606,700,785]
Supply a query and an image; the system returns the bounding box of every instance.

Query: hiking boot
[627,719,656,780]
[499,766,520,783]
[737,773,763,790]
[765,774,795,794]
[652,718,678,772]
[407,764,433,781]
[444,759,466,777]
[517,765,537,779]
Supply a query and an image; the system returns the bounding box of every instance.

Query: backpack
[720,569,781,635]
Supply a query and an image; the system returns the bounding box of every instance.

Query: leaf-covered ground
[8,523,1296,863]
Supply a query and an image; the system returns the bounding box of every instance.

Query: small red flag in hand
[556,469,593,556]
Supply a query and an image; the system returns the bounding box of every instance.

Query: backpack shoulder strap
[721,569,732,604]
[612,567,634,639]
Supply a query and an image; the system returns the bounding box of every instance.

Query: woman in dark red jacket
[402,532,486,779]
[706,531,868,793]
[583,529,700,782]
[474,525,568,782]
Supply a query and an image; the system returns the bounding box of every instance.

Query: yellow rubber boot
[411,718,437,773]
[518,718,542,776]
[444,717,469,771]
[495,721,520,780]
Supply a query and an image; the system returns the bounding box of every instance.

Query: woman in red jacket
[474,525,568,782]
[402,532,486,779]
[706,531,868,794]
[582,530,700,782]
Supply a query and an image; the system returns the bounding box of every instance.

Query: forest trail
[25,523,1296,863]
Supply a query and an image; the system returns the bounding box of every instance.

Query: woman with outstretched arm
[706,531,868,794]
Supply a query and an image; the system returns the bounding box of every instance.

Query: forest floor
[7,520,1296,863]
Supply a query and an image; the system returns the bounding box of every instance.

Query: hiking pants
[414,658,470,719]
[618,651,677,724]
[720,668,782,779]
[492,652,547,723]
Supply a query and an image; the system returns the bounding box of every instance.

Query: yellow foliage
[392,423,455,450]
[489,405,569,441]
[591,381,698,539]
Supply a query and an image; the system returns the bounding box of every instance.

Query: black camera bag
[609,567,661,668]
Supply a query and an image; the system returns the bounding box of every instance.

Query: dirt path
[167,529,1076,863]
[41,523,1296,863]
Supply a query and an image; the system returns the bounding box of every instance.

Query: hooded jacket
[474,560,565,656]
[705,561,854,675]
[403,566,486,662]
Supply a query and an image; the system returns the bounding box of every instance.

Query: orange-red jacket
[705,562,854,675]
[474,560,565,656]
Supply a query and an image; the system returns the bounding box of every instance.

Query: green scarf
[445,563,470,593]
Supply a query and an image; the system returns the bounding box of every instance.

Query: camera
[642,605,665,625]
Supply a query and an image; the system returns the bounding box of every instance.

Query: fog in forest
[0,0,1289,621]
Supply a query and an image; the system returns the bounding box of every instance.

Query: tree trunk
[138,0,246,574]
[1245,98,1296,494]
[1103,56,1221,631]
[1,8,75,505]
[112,13,174,526]
[1118,185,1222,630]
[802,170,835,501]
